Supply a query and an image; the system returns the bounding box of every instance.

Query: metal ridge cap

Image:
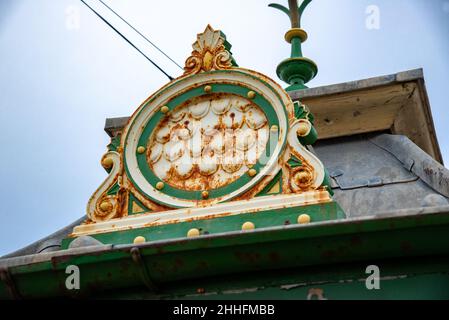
[2,205,449,270]
[289,68,424,100]
[0,244,113,270]
[1,217,86,259]
[370,134,449,197]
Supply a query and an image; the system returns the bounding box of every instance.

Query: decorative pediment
[78,24,340,236]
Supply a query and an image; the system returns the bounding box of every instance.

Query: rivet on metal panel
[187,228,200,237]
[248,169,257,177]
[137,146,146,154]
[242,222,255,231]
[297,214,311,224]
[160,106,170,114]
[247,91,256,99]
[133,236,146,244]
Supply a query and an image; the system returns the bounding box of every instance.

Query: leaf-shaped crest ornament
[269,0,312,28]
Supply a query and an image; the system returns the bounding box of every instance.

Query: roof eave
[2,205,449,299]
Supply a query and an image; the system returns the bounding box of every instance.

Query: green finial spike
[269,0,317,91]
[269,0,312,28]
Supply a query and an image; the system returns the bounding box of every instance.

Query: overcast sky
[1,0,448,256]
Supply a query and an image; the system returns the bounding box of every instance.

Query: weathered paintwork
[82,24,336,241]
[270,0,318,90]
[1,208,449,299]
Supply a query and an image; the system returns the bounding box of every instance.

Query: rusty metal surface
[149,93,269,191]
[321,135,418,190]
[370,134,449,198]
[314,133,449,218]
[3,132,449,258]
[1,204,449,272]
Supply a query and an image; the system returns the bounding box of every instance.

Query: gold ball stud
[99,201,113,213]
[202,191,209,199]
[297,122,310,136]
[187,228,200,238]
[248,169,257,177]
[137,146,146,154]
[156,182,165,190]
[204,85,212,93]
[271,125,279,132]
[298,214,311,225]
[133,236,146,244]
[160,106,170,114]
[242,222,255,231]
[247,91,256,99]
[102,157,114,169]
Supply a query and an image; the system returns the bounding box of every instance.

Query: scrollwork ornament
[184,25,234,75]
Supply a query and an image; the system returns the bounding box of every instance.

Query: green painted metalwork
[270,0,318,91]
[256,171,283,197]
[106,182,120,196]
[62,200,344,249]
[128,193,151,215]
[123,70,290,208]
[2,210,449,299]
[135,84,279,202]
[107,134,121,153]
[287,155,303,168]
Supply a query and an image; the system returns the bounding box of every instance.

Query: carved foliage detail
[184,25,234,76]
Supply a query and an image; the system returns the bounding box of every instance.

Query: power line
[80,0,174,81]
[98,0,183,70]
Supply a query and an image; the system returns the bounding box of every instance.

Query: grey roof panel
[370,134,449,197]
[1,217,85,259]
[315,134,418,190]
[332,179,448,218]
[314,133,449,217]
